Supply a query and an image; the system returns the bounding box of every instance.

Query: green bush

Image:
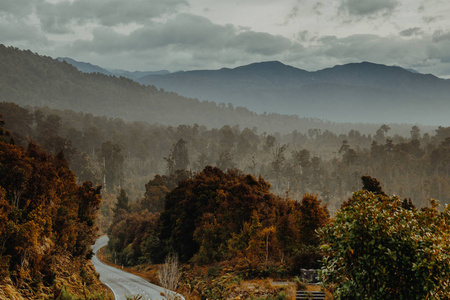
[319,191,450,299]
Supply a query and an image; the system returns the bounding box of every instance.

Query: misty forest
[0,45,449,299]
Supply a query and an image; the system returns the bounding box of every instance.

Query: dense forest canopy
[0,114,104,299]
[1,101,449,211]
[108,167,330,275]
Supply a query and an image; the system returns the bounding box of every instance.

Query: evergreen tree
[115,188,130,213]
[165,138,189,174]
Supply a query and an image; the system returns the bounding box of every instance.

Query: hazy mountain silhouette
[138,61,450,125]
[57,57,114,76]
[57,57,170,81]
[2,45,362,134]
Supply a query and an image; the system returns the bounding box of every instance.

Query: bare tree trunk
[158,254,181,300]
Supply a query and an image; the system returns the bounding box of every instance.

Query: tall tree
[115,188,130,213]
[0,113,12,144]
[98,141,124,190]
[165,138,189,174]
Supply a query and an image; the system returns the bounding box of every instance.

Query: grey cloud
[71,27,126,54]
[400,27,422,37]
[232,32,293,55]
[318,34,427,67]
[122,14,236,52]
[66,13,301,71]
[432,30,450,43]
[423,15,442,24]
[295,30,313,43]
[339,0,399,16]
[283,4,299,24]
[428,34,450,66]
[37,1,74,34]
[310,32,450,78]
[283,1,323,25]
[70,14,295,57]
[0,0,38,18]
[0,20,48,44]
[313,2,325,15]
[35,0,188,33]
[62,25,450,79]
[78,0,188,26]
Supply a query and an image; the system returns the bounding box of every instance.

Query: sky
[2,0,450,77]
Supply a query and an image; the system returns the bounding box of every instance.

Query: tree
[216,150,235,171]
[193,153,209,173]
[98,141,124,190]
[74,181,102,258]
[298,194,329,246]
[320,182,450,299]
[361,175,386,196]
[292,194,330,269]
[141,175,170,212]
[159,167,280,263]
[114,188,130,215]
[264,135,276,151]
[270,144,287,193]
[374,124,390,144]
[165,138,189,174]
[410,125,420,140]
[0,113,13,144]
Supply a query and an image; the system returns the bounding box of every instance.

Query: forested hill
[0,44,341,134]
[139,61,450,125]
[0,45,426,135]
[56,57,170,81]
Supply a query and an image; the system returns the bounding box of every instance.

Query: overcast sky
[2,0,450,77]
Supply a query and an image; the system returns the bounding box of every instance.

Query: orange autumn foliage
[0,139,102,295]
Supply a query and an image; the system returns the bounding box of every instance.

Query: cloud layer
[1,0,450,77]
[339,0,399,16]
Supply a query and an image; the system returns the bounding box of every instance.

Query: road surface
[92,236,178,300]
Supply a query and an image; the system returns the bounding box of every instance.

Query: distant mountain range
[2,45,448,128]
[136,61,450,125]
[57,56,449,125]
[57,57,170,81]
[3,45,358,135]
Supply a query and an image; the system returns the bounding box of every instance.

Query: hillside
[1,45,360,135]
[138,61,450,125]
[56,57,170,81]
[56,57,114,76]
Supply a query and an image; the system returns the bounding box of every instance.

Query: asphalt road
[92,236,177,300]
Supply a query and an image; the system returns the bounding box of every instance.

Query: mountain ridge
[57,57,170,81]
[1,44,448,127]
[137,60,450,125]
[1,44,363,135]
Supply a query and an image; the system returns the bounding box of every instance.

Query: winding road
[92,236,179,300]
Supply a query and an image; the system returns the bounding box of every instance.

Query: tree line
[1,101,448,211]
